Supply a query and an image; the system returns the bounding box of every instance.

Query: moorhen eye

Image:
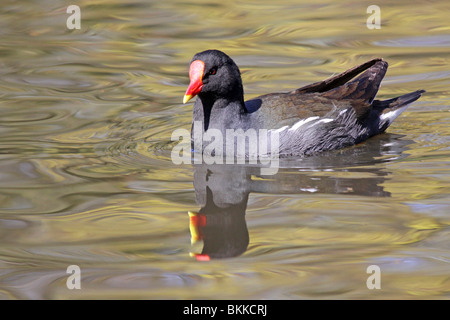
[208,68,217,76]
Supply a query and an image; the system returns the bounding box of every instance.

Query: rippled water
[0,0,449,299]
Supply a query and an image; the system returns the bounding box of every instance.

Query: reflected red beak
[188,211,206,244]
[183,60,205,104]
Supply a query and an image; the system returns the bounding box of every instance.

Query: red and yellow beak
[183,60,205,104]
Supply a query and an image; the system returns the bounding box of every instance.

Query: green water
[0,0,449,299]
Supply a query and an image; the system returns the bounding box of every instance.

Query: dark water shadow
[188,133,414,260]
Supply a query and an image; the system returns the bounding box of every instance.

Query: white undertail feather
[380,105,408,125]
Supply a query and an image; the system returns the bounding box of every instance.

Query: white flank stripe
[317,118,333,124]
[272,125,289,133]
[289,116,319,131]
[300,187,318,193]
[308,118,334,127]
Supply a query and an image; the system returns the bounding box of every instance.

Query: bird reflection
[188,133,413,260]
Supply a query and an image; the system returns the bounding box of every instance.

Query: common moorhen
[183,50,424,157]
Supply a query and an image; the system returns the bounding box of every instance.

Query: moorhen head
[184,50,244,105]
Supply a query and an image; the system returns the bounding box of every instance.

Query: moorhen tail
[183,49,424,157]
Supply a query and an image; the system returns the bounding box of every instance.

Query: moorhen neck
[183,49,424,157]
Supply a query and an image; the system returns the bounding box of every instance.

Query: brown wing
[292,58,386,98]
[246,58,389,126]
